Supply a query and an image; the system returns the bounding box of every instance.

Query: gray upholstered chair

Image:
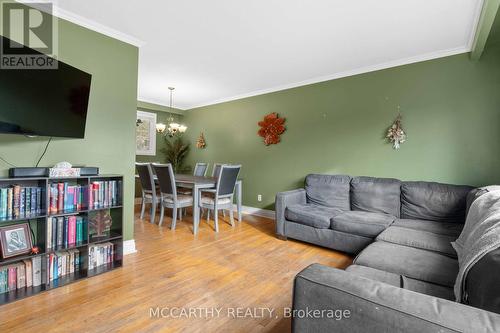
[200,165,241,232]
[178,162,209,196]
[136,162,158,224]
[212,163,224,178]
[193,162,209,177]
[153,163,193,229]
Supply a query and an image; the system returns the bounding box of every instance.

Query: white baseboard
[123,239,137,255]
[234,205,275,219]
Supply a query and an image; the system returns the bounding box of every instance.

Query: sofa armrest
[292,264,500,333]
[275,189,307,236]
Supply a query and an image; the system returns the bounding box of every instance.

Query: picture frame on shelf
[0,223,33,259]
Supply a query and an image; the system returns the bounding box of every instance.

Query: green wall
[0,9,139,239]
[184,45,500,210]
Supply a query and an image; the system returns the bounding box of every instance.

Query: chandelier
[156,87,187,137]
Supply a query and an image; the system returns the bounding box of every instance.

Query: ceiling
[52,0,484,110]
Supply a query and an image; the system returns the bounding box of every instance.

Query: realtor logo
[1,1,58,69]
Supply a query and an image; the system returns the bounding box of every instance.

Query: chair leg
[151,200,157,224]
[207,209,210,222]
[171,206,178,230]
[222,210,226,218]
[229,208,234,226]
[159,204,165,226]
[179,207,183,220]
[214,207,219,233]
[140,198,146,219]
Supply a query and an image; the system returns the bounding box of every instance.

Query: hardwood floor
[0,207,352,333]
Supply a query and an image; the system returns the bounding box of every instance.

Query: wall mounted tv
[0,36,92,138]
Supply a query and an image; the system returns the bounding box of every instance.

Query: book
[23,259,33,288]
[47,218,52,249]
[7,266,17,291]
[12,185,20,218]
[25,187,31,216]
[57,183,64,212]
[31,187,37,216]
[32,256,42,287]
[68,216,76,245]
[7,187,13,218]
[16,263,26,289]
[57,217,64,247]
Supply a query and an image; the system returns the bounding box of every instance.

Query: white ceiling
[52,0,483,110]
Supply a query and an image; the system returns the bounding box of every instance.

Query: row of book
[47,249,81,283]
[89,181,122,209]
[49,183,88,214]
[0,257,42,293]
[0,186,43,219]
[48,180,122,214]
[47,216,86,250]
[88,243,115,270]
[1,244,117,293]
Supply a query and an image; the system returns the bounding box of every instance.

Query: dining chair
[153,163,193,229]
[178,162,209,197]
[193,162,209,177]
[212,163,224,178]
[200,165,241,232]
[136,162,158,224]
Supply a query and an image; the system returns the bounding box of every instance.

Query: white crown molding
[16,1,145,47]
[185,46,470,110]
[137,97,186,113]
[123,239,137,255]
[468,0,486,50]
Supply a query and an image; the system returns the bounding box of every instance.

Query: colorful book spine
[68,216,76,245]
[31,187,37,216]
[8,266,16,291]
[32,256,42,287]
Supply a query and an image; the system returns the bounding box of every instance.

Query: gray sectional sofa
[275,174,500,332]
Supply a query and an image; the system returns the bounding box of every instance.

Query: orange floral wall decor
[258,112,286,145]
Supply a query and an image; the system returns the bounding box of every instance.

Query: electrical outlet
[257,194,262,202]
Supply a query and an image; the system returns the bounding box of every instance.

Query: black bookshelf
[0,174,123,306]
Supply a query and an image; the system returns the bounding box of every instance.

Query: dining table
[136,174,243,235]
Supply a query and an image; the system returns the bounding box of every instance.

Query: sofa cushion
[401,181,473,223]
[393,218,464,237]
[377,226,457,257]
[331,211,395,238]
[350,176,401,217]
[285,204,342,229]
[401,276,455,300]
[346,264,454,300]
[305,174,351,210]
[346,264,401,287]
[354,241,458,287]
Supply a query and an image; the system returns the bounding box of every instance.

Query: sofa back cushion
[401,181,473,223]
[350,176,401,217]
[305,174,351,210]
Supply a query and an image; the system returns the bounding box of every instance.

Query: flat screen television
[0,36,92,138]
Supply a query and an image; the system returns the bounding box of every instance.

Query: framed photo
[136,111,157,156]
[0,223,33,259]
